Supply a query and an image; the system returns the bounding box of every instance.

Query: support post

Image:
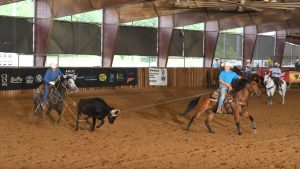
[158,15,173,68]
[34,0,52,67]
[243,25,257,67]
[102,8,119,67]
[204,21,219,68]
[275,30,286,66]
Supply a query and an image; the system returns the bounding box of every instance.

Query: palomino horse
[180,79,261,135]
[33,75,78,123]
[263,74,287,105]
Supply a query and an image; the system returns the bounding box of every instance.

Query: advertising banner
[149,68,167,86]
[284,71,300,83]
[0,68,137,90]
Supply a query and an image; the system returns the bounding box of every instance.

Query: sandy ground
[0,87,300,169]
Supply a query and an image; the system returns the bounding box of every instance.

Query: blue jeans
[217,84,228,112]
[245,71,251,79]
[42,84,49,103]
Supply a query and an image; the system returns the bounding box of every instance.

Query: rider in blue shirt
[42,63,63,109]
[216,62,241,114]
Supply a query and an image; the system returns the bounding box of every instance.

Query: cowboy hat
[51,62,58,69]
[223,62,233,68]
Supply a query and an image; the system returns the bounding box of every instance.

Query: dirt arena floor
[1,87,300,169]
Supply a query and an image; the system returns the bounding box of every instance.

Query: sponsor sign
[149,68,167,86]
[35,74,43,83]
[10,77,23,84]
[0,68,137,90]
[25,76,34,84]
[1,74,8,87]
[99,74,107,82]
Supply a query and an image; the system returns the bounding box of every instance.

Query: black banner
[0,68,137,90]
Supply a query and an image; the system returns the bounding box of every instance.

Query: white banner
[149,68,167,86]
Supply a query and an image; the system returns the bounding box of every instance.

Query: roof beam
[51,0,145,18]
[0,0,23,5]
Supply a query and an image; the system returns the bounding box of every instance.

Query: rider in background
[295,59,300,71]
[216,62,242,114]
[244,59,252,79]
[41,63,63,109]
[212,58,221,70]
[269,62,284,89]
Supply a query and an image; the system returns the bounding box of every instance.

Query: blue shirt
[219,70,240,84]
[43,68,63,85]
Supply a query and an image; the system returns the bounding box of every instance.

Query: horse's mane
[232,78,250,93]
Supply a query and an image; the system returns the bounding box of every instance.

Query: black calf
[75,97,119,131]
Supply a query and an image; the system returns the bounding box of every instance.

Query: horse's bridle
[61,79,77,94]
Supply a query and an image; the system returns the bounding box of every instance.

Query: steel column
[158,15,173,68]
[204,21,219,68]
[34,0,53,67]
[243,25,257,67]
[275,30,286,66]
[102,8,119,67]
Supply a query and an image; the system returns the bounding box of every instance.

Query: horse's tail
[179,96,201,116]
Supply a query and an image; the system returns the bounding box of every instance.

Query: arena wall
[0,68,210,97]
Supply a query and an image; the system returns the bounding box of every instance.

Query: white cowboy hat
[51,62,58,69]
[274,62,280,66]
[223,62,233,68]
[246,59,251,62]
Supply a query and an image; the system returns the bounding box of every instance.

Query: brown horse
[180,79,261,135]
[206,68,220,88]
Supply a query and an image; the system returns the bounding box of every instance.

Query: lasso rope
[119,92,211,113]
[44,80,214,128]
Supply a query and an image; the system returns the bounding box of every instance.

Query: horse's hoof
[253,129,257,134]
[238,133,242,135]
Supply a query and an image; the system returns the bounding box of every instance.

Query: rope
[51,83,79,124]
[120,92,211,113]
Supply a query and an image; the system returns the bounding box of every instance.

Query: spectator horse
[33,75,78,123]
[180,79,261,135]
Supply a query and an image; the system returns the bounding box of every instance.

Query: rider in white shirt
[269,62,283,89]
